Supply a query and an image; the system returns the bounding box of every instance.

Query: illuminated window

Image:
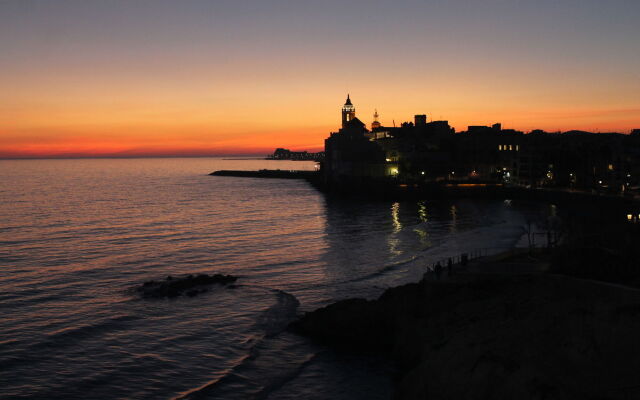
[509,145,513,151]
[608,164,613,171]
[498,145,502,150]
[516,145,519,151]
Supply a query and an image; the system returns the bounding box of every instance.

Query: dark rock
[136,273,237,298]
[291,273,640,399]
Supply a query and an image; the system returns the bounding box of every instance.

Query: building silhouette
[323,95,640,195]
[341,94,356,128]
[371,109,381,131]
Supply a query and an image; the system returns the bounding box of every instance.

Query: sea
[0,158,557,399]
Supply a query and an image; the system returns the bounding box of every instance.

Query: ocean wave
[176,335,318,400]
[344,255,422,285]
[255,289,300,338]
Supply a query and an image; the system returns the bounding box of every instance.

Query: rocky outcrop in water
[291,273,640,400]
[137,274,237,298]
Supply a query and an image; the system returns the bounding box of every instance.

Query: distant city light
[421,171,425,175]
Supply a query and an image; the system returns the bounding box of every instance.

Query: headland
[291,246,640,400]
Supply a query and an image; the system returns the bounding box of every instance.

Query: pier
[209,169,319,180]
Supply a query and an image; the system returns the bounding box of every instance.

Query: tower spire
[371,108,381,130]
[341,94,356,128]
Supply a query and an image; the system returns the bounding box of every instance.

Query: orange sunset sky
[1,0,639,158]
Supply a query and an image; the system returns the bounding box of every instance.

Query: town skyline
[2,0,639,158]
[3,93,638,159]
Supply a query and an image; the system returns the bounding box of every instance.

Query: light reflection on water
[0,158,557,399]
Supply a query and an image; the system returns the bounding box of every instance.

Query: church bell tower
[371,109,381,130]
[341,94,356,128]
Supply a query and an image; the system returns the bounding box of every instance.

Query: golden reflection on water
[388,202,403,256]
[450,205,457,233]
[415,201,431,248]
[418,201,428,223]
[413,227,430,249]
[391,202,402,233]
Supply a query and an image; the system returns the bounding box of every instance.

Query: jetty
[210,169,318,180]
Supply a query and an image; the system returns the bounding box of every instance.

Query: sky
[1,0,639,158]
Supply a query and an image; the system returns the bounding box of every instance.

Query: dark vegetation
[136,274,237,298]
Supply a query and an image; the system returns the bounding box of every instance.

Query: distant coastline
[267,148,324,162]
[221,158,267,160]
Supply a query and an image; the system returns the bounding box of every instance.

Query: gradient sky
[1,0,639,157]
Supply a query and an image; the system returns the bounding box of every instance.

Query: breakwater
[210,169,639,217]
[210,169,318,179]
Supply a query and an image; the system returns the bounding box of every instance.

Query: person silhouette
[435,262,443,279]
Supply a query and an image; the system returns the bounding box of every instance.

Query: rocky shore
[291,253,640,400]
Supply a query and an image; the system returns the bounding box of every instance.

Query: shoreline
[290,250,640,399]
[210,170,640,221]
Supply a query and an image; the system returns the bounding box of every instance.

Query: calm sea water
[0,158,555,399]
